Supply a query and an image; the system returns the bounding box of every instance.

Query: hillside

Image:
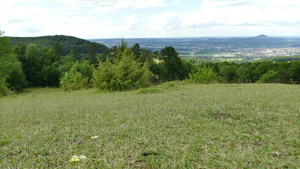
[0,84,299,168]
[9,35,108,55]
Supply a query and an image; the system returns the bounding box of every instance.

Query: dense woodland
[10,35,107,55]
[1,32,300,96]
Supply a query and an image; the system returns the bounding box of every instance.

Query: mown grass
[0,84,299,168]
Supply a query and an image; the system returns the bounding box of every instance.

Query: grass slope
[0,84,299,168]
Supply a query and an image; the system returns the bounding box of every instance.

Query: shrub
[93,48,153,91]
[60,71,90,91]
[60,61,94,90]
[258,70,278,83]
[186,67,218,84]
[0,80,9,96]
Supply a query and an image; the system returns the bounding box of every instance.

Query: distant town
[210,47,300,58]
[93,35,300,62]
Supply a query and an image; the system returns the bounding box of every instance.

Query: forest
[1,32,300,96]
[10,35,107,55]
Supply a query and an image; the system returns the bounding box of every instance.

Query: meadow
[0,83,299,168]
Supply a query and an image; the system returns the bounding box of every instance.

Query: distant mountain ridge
[9,35,108,55]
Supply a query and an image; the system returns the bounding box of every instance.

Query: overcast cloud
[1,0,299,38]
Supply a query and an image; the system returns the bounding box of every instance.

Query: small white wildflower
[69,155,87,162]
[271,151,280,156]
[90,136,99,140]
[79,155,86,159]
[69,155,80,162]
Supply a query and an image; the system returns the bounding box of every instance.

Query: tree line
[192,61,300,84]
[1,32,299,96]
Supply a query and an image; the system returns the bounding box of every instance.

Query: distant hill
[9,35,108,55]
[256,34,269,38]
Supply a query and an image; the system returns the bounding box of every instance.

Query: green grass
[0,84,299,168]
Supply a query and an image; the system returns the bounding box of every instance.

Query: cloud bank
[1,0,300,38]
[150,0,300,30]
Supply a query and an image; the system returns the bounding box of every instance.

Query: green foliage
[219,65,238,83]
[93,47,153,91]
[5,54,28,90]
[0,31,27,92]
[9,35,108,56]
[237,62,257,83]
[288,61,300,84]
[160,46,187,81]
[0,80,9,96]
[60,71,89,90]
[132,43,141,59]
[197,61,300,84]
[159,81,181,90]
[52,42,62,61]
[22,44,43,86]
[92,60,115,90]
[186,67,218,84]
[258,70,278,83]
[88,42,99,65]
[60,61,94,90]
[0,33,12,83]
[138,48,152,63]
[41,63,60,87]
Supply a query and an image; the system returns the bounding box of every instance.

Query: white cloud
[174,0,181,6]
[54,0,166,13]
[148,11,182,30]
[120,14,141,31]
[0,3,55,36]
[2,0,300,38]
[149,0,300,31]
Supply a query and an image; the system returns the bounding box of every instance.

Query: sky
[1,0,300,39]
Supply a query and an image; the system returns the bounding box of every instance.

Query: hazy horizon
[7,34,300,40]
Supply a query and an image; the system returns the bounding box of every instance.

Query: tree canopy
[9,35,108,56]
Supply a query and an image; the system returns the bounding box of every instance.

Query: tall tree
[0,31,27,93]
[24,44,43,86]
[53,42,62,62]
[288,61,300,84]
[132,43,141,59]
[71,49,79,61]
[160,46,184,81]
[88,42,99,65]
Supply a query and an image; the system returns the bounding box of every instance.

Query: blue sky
[1,0,300,39]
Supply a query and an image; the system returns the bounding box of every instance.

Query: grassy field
[0,83,299,168]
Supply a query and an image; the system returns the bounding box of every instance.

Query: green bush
[258,70,278,83]
[186,67,217,84]
[60,61,94,90]
[0,80,9,96]
[93,48,153,91]
[60,71,90,91]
